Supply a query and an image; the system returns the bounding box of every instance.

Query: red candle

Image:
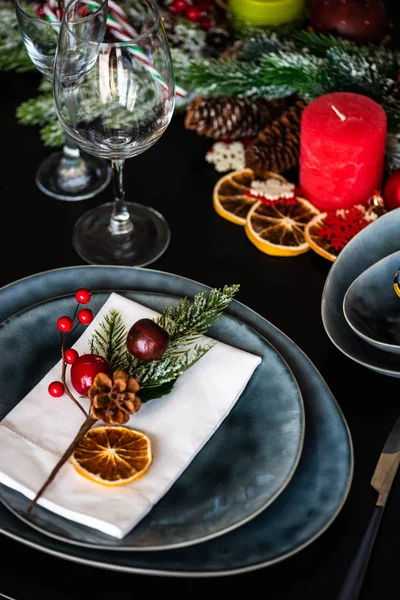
[299,92,387,212]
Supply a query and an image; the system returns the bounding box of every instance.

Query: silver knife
[338,414,400,599]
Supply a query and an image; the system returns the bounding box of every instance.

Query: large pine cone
[245,99,307,177]
[89,371,141,425]
[184,96,291,140]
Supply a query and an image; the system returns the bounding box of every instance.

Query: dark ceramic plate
[0,291,304,551]
[343,250,400,354]
[322,207,400,377]
[0,267,353,575]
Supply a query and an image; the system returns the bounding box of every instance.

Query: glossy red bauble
[48,381,65,397]
[75,288,92,304]
[310,0,388,44]
[57,316,74,333]
[77,308,94,325]
[186,6,202,22]
[383,170,400,210]
[127,318,170,363]
[70,353,111,396]
[64,348,79,364]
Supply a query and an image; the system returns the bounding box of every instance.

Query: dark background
[1,0,400,598]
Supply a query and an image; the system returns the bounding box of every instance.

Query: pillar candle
[299,92,387,212]
[228,0,305,27]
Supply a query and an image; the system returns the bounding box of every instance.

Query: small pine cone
[89,371,141,425]
[245,99,307,177]
[184,96,291,140]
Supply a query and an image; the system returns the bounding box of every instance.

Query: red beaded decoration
[48,381,65,397]
[64,348,79,364]
[57,316,74,333]
[75,288,92,304]
[77,308,94,325]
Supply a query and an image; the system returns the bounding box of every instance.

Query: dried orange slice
[245,197,320,257]
[304,212,337,262]
[70,426,152,487]
[213,168,289,226]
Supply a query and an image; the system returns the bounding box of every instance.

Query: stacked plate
[322,207,400,378]
[0,266,353,576]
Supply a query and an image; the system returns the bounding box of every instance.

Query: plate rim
[0,288,305,552]
[0,266,353,576]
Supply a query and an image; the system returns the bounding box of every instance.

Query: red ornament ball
[57,315,74,333]
[48,381,65,397]
[169,0,188,15]
[127,318,170,362]
[70,354,111,397]
[186,6,202,22]
[64,348,79,364]
[78,308,94,325]
[383,170,400,210]
[75,288,92,304]
[310,0,388,44]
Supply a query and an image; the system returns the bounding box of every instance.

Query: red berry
[57,316,74,333]
[186,6,201,21]
[200,16,213,30]
[78,308,94,325]
[35,5,45,17]
[48,381,65,397]
[169,0,188,15]
[70,354,111,396]
[383,169,400,210]
[75,288,92,304]
[127,318,170,362]
[64,348,79,364]
[197,1,212,11]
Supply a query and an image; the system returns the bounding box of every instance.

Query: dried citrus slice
[213,168,289,226]
[245,197,320,257]
[70,426,152,487]
[304,212,337,262]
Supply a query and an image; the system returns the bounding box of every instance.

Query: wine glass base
[36,150,111,201]
[72,202,171,266]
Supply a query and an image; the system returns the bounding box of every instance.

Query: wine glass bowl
[54,0,175,265]
[14,0,111,200]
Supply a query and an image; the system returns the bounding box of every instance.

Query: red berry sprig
[48,289,97,416]
[168,0,214,30]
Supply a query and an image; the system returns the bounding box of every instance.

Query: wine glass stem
[58,133,88,179]
[109,159,134,235]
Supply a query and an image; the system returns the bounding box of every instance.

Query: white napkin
[0,293,261,539]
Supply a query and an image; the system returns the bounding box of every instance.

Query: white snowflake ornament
[250,178,295,200]
[206,141,246,173]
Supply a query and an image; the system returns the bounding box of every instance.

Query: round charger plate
[0,290,304,551]
[343,250,400,354]
[0,266,353,575]
[322,207,400,377]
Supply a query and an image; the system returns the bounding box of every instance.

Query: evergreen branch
[88,285,240,399]
[0,0,34,72]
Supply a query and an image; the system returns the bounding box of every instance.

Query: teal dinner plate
[322,207,400,377]
[0,266,353,574]
[0,291,304,551]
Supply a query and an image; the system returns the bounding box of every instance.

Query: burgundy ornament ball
[310,0,388,44]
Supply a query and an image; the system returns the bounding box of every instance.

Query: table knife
[338,414,400,600]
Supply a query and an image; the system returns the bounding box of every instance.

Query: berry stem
[27,415,98,514]
[61,346,87,417]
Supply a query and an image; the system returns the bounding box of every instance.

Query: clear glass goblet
[54,0,175,266]
[14,0,111,201]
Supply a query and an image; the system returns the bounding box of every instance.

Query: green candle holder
[228,0,306,38]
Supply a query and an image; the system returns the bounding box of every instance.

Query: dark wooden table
[1,61,400,599]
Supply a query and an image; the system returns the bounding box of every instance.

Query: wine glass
[14,0,111,201]
[54,0,175,266]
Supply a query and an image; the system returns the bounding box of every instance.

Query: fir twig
[88,285,240,399]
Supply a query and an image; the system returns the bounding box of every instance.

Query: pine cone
[245,99,307,177]
[89,371,141,425]
[184,96,291,141]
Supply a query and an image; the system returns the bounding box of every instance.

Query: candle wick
[331,104,346,122]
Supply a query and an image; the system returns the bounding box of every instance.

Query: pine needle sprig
[89,310,128,371]
[88,285,240,401]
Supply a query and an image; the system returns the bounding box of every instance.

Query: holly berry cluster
[48,289,171,403]
[168,0,214,31]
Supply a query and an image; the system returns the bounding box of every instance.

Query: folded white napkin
[0,293,261,539]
